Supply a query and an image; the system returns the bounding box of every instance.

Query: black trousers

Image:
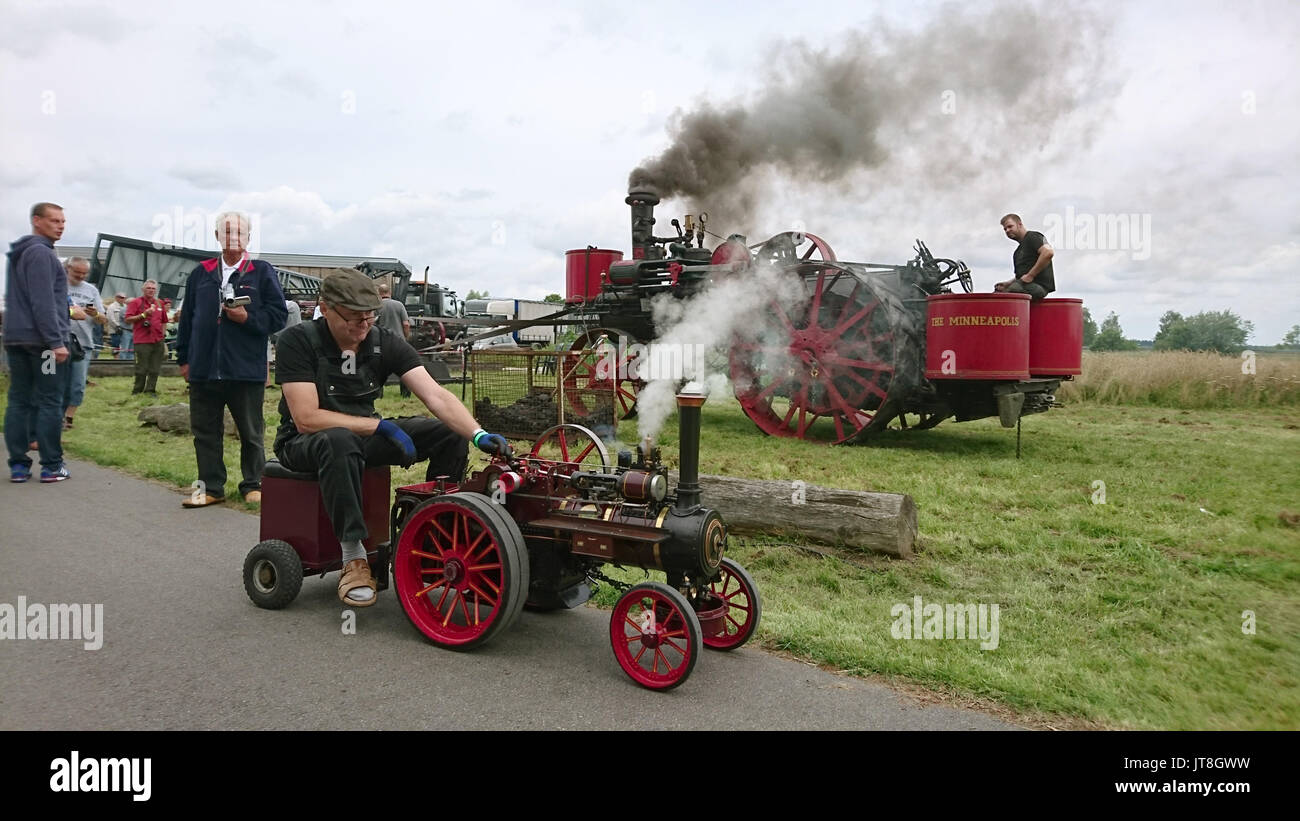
[275,417,468,542]
[190,379,266,498]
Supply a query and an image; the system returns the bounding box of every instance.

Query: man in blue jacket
[4,202,72,483]
[175,211,287,507]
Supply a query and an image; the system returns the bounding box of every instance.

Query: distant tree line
[1081,307,1294,354]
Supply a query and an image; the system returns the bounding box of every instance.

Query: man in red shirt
[124,280,168,394]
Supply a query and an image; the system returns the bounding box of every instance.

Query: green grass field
[4,366,1297,729]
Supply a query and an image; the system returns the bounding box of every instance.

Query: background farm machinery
[441,186,1083,446]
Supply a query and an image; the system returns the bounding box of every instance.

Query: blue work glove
[376,419,417,466]
[472,429,512,459]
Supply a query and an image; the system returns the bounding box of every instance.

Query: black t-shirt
[1013,230,1055,293]
[273,318,424,450]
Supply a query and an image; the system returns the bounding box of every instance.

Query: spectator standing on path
[175,211,287,507]
[125,280,168,393]
[3,202,72,483]
[63,256,106,429]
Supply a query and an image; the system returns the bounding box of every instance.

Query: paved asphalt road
[0,459,1018,731]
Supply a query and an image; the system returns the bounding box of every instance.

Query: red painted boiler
[1028,298,1083,376]
[925,293,1031,380]
[565,248,623,304]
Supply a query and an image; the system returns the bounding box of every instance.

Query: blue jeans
[118,334,134,360]
[4,346,69,470]
[64,355,90,409]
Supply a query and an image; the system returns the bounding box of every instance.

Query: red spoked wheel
[701,558,762,650]
[563,328,644,419]
[751,231,837,265]
[610,582,703,690]
[394,493,529,650]
[730,263,899,444]
[529,423,612,475]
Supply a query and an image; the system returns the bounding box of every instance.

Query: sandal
[338,559,377,607]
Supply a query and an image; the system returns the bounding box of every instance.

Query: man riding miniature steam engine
[272,268,511,606]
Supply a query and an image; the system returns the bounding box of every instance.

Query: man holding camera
[274,268,511,606]
[125,280,169,394]
[175,211,287,507]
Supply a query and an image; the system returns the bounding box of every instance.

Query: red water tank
[565,248,623,304]
[1028,298,1083,376]
[925,293,1031,380]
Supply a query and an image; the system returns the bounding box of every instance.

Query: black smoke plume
[629,2,1115,228]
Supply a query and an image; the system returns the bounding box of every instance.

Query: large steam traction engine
[554,188,1083,445]
[246,385,759,691]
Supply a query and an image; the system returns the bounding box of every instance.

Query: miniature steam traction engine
[246,384,760,691]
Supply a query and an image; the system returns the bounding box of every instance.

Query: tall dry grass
[1057,350,1300,408]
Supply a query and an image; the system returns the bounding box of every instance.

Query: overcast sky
[1,0,1297,343]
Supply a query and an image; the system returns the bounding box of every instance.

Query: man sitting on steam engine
[994,213,1055,300]
[272,268,511,606]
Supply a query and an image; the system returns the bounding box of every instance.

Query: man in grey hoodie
[4,202,72,483]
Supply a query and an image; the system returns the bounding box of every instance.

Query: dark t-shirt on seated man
[1013,230,1055,294]
[272,317,423,452]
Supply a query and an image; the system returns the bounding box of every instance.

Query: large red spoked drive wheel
[750,231,837,265]
[730,262,900,444]
[564,328,643,419]
[701,558,762,650]
[394,493,529,650]
[610,582,703,690]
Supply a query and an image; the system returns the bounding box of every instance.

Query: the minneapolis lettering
[931,315,1020,327]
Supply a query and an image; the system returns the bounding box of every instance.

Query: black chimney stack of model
[674,383,706,512]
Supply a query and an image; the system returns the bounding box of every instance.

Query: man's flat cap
[319,268,380,312]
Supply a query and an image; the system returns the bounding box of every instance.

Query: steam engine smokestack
[626,187,661,261]
[675,383,706,512]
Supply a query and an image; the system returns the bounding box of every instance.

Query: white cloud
[0,0,1296,342]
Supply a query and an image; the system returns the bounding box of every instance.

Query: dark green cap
[319,268,380,312]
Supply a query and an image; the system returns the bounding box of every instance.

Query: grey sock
[341,540,367,564]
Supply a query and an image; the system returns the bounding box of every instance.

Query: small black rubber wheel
[244,539,304,609]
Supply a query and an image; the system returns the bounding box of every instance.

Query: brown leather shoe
[243,490,262,504]
[338,559,377,606]
[182,493,225,508]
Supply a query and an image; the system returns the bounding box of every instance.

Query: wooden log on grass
[669,472,918,559]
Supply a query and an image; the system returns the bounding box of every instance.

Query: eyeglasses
[334,308,377,327]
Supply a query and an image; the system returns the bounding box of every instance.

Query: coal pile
[475,390,615,437]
